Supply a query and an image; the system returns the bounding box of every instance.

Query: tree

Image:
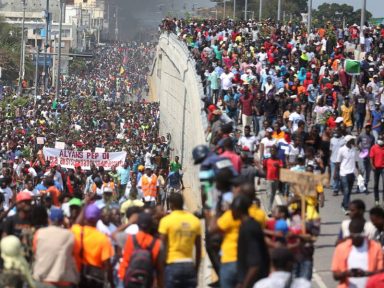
[312,3,372,28]
[0,17,33,82]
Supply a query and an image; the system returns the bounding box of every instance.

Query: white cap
[335,117,344,123]
[345,135,356,143]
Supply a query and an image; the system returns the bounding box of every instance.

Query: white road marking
[313,269,328,288]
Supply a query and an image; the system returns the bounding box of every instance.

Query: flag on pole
[344,59,361,75]
[119,66,125,75]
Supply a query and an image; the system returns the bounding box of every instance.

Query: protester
[158,193,201,288]
[332,218,383,288]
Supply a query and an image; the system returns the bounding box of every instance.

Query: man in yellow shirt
[210,181,266,288]
[158,193,201,288]
[340,96,354,133]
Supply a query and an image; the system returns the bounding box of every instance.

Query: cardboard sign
[279,169,329,197]
[36,137,45,145]
[55,141,66,149]
[95,147,105,153]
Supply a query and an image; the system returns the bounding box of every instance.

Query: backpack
[124,235,156,288]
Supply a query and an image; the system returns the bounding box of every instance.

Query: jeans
[373,130,380,142]
[355,112,366,131]
[220,262,237,288]
[373,168,384,202]
[341,173,355,209]
[330,162,341,193]
[267,180,279,211]
[165,263,197,288]
[358,157,371,189]
[293,260,313,281]
[253,115,264,135]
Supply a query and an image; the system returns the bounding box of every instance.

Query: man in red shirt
[220,138,242,173]
[263,146,283,213]
[239,90,254,129]
[370,134,384,204]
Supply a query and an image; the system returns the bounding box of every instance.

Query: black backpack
[124,235,156,288]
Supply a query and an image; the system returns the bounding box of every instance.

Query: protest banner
[43,147,126,170]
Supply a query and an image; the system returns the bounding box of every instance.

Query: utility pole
[360,0,366,37]
[223,0,226,20]
[55,0,64,103]
[259,0,263,21]
[18,0,26,96]
[233,0,236,19]
[43,0,50,92]
[244,0,248,20]
[277,0,281,22]
[34,47,39,105]
[115,6,118,41]
[307,0,312,36]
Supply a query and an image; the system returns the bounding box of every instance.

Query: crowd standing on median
[0,16,384,288]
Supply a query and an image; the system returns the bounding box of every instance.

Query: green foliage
[312,3,372,28]
[0,95,30,117]
[69,58,86,74]
[0,16,34,82]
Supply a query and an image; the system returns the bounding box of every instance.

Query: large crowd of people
[0,14,384,288]
[161,17,384,288]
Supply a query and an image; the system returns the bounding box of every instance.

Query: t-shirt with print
[260,137,277,159]
[158,210,201,264]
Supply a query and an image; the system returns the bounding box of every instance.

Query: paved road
[258,176,377,288]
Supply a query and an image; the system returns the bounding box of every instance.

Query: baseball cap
[84,204,101,222]
[345,135,356,143]
[49,208,64,222]
[335,117,344,123]
[16,191,32,203]
[68,198,82,207]
[74,162,81,168]
[266,127,273,133]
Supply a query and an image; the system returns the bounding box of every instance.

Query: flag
[344,59,361,75]
[119,66,125,75]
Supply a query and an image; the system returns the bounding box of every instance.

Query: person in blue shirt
[117,162,131,198]
[372,102,383,142]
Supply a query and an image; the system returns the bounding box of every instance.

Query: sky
[313,0,382,18]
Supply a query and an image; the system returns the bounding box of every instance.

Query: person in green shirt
[169,156,184,189]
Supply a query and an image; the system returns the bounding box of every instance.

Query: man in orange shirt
[119,212,164,288]
[71,204,115,288]
[332,218,383,288]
